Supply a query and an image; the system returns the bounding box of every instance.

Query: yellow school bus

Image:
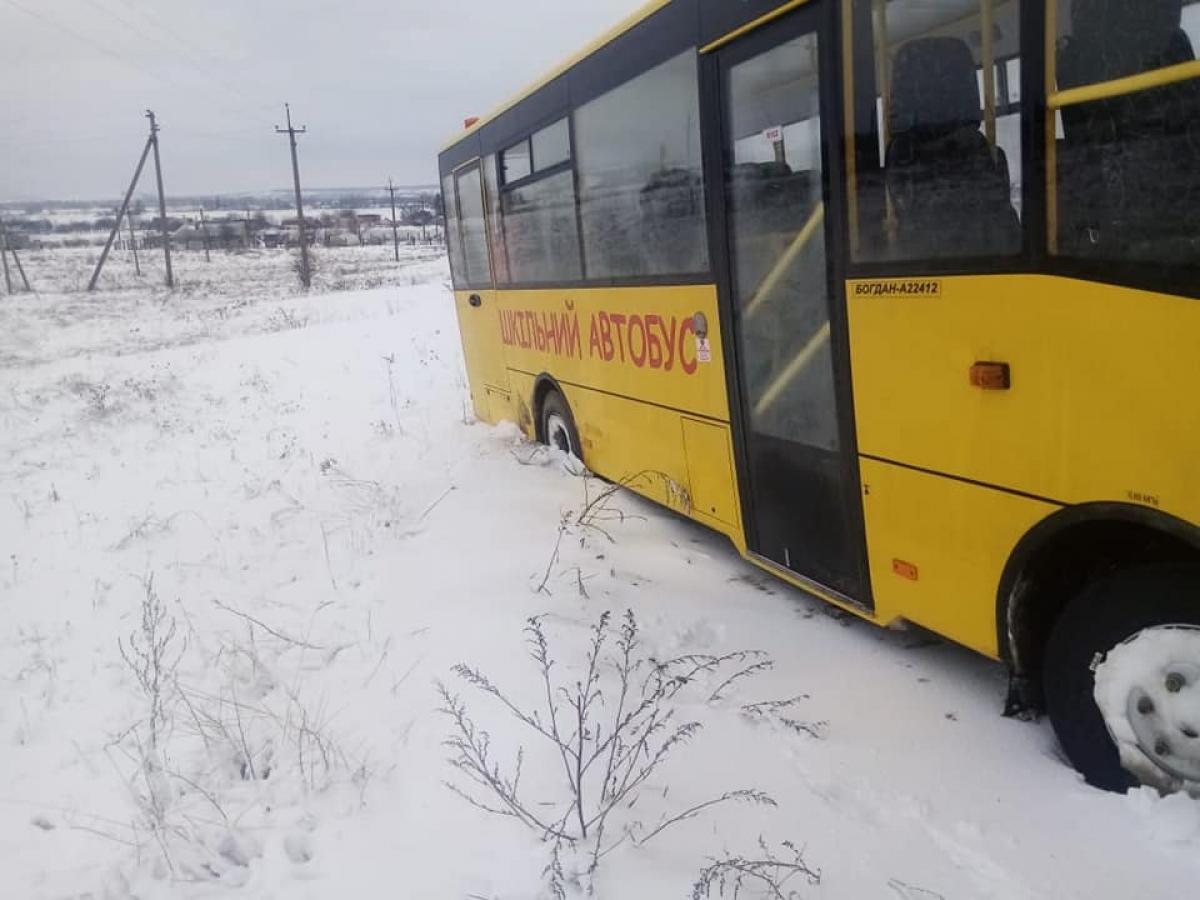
[438,0,1200,792]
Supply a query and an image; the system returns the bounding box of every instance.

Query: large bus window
[442,173,466,287]
[1053,0,1200,267]
[455,166,492,288]
[574,50,709,280]
[501,169,583,283]
[851,0,1023,263]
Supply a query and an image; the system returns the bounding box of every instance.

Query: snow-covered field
[2,250,1198,899]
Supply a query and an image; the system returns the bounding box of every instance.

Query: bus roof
[439,0,673,153]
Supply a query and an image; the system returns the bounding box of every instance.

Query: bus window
[727,33,839,451]
[442,173,466,287]
[574,50,708,280]
[482,155,510,286]
[851,0,1023,263]
[455,166,492,288]
[501,139,532,184]
[531,118,571,171]
[1054,0,1200,267]
[501,169,583,283]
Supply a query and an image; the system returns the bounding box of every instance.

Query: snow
[2,249,1199,898]
[1094,627,1200,793]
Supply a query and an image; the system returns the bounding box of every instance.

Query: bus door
[713,6,871,604]
[451,161,508,411]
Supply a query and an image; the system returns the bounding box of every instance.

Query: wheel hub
[1095,626,1200,792]
[545,412,572,455]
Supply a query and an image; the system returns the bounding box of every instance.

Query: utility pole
[88,122,155,291]
[146,110,174,288]
[275,103,311,288]
[9,244,30,292]
[387,177,400,262]
[199,207,211,262]
[0,224,12,294]
[128,214,141,276]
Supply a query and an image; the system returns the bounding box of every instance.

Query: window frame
[453,161,495,290]
[531,117,572,172]
[841,0,1035,281]
[1040,0,1200,299]
[442,172,468,290]
[499,138,533,186]
[495,113,587,285]
[443,35,716,291]
[572,47,713,286]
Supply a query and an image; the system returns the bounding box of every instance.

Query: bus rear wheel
[540,389,581,461]
[1044,564,1200,793]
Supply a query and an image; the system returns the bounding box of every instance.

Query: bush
[437,610,782,894]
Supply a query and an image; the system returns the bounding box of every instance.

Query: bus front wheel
[540,390,582,462]
[1044,563,1200,793]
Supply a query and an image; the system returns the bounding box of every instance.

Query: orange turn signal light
[892,559,919,581]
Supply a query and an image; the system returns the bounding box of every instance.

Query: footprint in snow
[284,831,314,864]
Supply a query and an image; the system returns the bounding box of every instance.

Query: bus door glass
[717,9,870,602]
[452,161,508,397]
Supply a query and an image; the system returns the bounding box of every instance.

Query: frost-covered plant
[691,838,821,899]
[267,306,309,332]
[437,610,777,891]
[116,575,187,871]
[536,470,691,596]
[110,578,363,882]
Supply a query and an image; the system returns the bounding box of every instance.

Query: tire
[540,389,582,461]
[1044,563,1200,792]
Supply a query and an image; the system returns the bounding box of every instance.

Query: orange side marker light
[892,559,919,581]
[969,361,1011,391]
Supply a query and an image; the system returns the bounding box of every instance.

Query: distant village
[0,189,445,252]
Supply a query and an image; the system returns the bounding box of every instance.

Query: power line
[105,0,225,66]
[0,0,274,128]
[1,0,148,72]
[0,127,266,147]
[79,0,279,119]
[108,0,245,65]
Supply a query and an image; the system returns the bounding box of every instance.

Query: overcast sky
[0,0,646,202]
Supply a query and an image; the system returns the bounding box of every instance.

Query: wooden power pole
[128,214,141,276]
[146,110,174,288]
[387,178,400,262]
[276,103,311,288]
[1,219,31,292]
[88,124,155,291]
[0,224,12,295]
[199,207,211,262]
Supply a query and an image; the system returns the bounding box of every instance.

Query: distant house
[146,216,185,233]
[325,229,359,248]
[170,223,209,250]
[362,226,395,246]
[281,223,319,247]
[356,213,384,228]
[169,219,250,250]
[257,228,286,249]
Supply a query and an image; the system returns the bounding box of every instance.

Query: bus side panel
[859,457,1059,658]
[557,381,746,548]
[454,288,510,423]
[848,275,1200,526]
[502,369,539,439]
[494,285,730,423]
